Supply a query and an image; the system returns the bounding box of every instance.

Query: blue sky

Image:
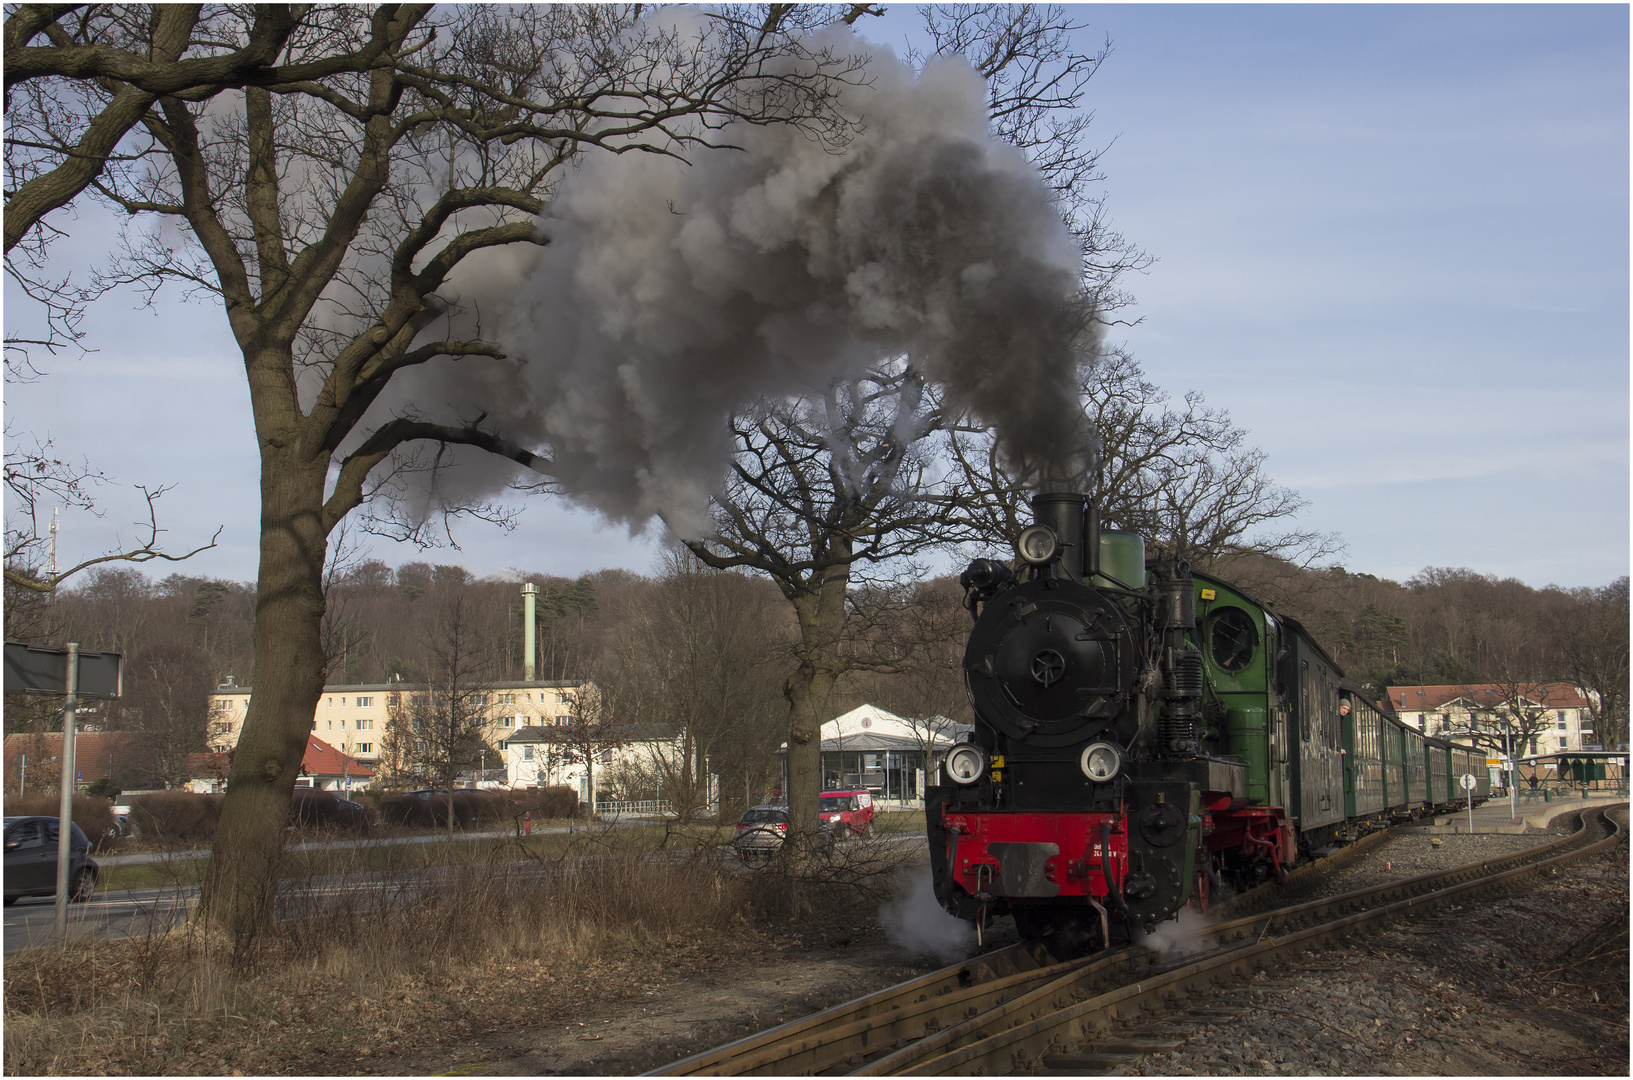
[5,4,1628,590]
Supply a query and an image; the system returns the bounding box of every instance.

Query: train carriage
[1284,624,1347,850]
[1381,713,1408,813]
[1450,746,1478,805]
[1343,694,1387,823]
[1426,738,1450,807]
[1402,725,1427,812]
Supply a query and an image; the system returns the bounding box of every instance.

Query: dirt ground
[6,821,1622,1077]
[370,919,963,1077]
[386,831,1627,1078]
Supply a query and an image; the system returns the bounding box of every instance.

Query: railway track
[652,804,1625,1077]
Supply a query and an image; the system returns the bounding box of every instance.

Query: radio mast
[47,507,59,582]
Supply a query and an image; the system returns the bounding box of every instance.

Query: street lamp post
[1505,712,1516,822]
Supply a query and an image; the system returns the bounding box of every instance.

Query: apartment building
[1384,682,1596,755]
[207,676,589,768]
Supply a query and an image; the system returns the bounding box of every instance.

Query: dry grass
[3,824,911,1076]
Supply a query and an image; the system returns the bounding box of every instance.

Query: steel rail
[651,805,1620,1077]
[1196,804,1606,949]
[654,941,1063,1076]
[879,805,1623,1076]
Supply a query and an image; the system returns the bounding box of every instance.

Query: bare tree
[1458,678,1578,762]
[383,582,499,839]
[105,639,214,788]
[553,682,622,819]
[1547,577,1629,751]
[949,348,1343,574]
[3,426,221,595]
[686,368,981,846]
[605,547,789,821]
[5,4,870,938]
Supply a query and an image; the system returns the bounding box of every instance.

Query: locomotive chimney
[1030,491,1087,581]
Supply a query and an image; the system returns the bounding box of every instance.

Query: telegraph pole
[53,642,79,943]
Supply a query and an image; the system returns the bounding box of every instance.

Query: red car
[818,789,874,839]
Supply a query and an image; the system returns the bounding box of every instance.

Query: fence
[596,799,677,819]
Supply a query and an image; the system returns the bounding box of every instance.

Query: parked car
[333,798,372,833]
[732,805,834,860]
[818,789,875,839]
[3,816,99,905]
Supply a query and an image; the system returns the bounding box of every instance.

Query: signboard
[3,643,123,698]
[1485,758,1503,768]
[1460,773,1477,791]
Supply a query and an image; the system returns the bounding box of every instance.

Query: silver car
[731,805,833,859]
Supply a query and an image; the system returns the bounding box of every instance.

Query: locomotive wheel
[1012,906,1105,959]
[1193,869,1210,914]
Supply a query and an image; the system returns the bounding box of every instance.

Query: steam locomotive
[926,491,1489,953]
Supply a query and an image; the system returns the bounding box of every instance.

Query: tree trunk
[783,556,850,847]
[198,446,329,940]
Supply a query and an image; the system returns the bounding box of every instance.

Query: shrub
[128,791,223,843]
[2,793,118,850]
[288,788,370,831]
[510,786,577,819]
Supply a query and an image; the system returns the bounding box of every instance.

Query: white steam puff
[879,865,976,962]
[431,34,1097,536]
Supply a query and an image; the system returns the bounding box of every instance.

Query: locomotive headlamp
[945,744,987,785]
[1015,525,1060,566]
[1079,741,1124,783]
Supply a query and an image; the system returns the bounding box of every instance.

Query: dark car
[3,816,99,905]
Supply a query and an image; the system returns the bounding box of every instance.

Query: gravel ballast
[1114,809,1629,1076]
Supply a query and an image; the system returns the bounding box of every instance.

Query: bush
[2,793,118,851]
[288,789,370,832]
[510,786,577,819]
[128,791,223,843]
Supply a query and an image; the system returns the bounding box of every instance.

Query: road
[4,885,192,954]
[5,830,924,954]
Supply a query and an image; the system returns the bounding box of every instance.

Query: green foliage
[85,777,121,800]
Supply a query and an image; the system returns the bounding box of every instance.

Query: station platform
[1413,791,1627,835]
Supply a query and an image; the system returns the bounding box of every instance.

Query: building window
[558,692,575,704]
[1529,738,1538,755]
[523,746,535,761]
[327,720,333,731]
[498,693,516,704]
[356,696,372,708]
[1559,737,1569,750]
[355,743,372,754]
[357,719,372,730]
[526,693,533,703]
[340,719,346,729]
[339,697,346,707]
[1558,717,1568,731]
[598,748,613,765]
[326,697,333,708]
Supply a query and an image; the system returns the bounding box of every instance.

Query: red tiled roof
[1385,682,1591,712]
[3,732,144,784]
[299,735,372,779]
[182,738,372,781]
